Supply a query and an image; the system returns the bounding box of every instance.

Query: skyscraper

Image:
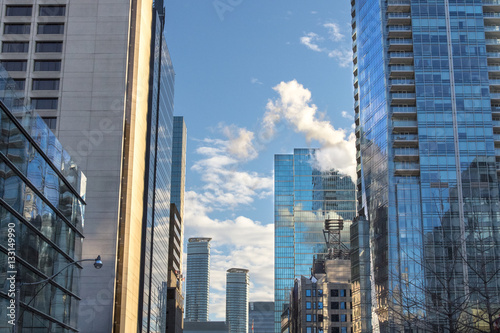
[171,116,187,218]
[352,0,500,331]
[185,237,211,322]
[0,1,174,331]
[248,302,274,333]
[274,149,356,332]
[226,268,250,333]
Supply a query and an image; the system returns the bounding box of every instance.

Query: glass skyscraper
[139,1,175,331]
[185,237,211,322]
[226,268,250,333]
[171,116,187,219]
[274,149,356,332]
[352,0,500,331]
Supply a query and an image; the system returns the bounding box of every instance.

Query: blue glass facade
[353,0,500,331]
[0,68,86,332]
[139,1,175,331]
[274,149,356,332]
[226,268,250,333]
[171,116,186,219]
[185,238,211,322]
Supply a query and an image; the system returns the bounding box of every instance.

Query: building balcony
[484,12,500,25]
[356,149,361,161]
[354,87,359,100]
[355,112,360,125]
[486,39,500,52]
[355,99,359,112]
[490,79,500,89]
[485,26,500,39]
[352,6,356,17]
[393,133,418,147]
[354,76,358,88]
[356,137,361,149]
[387,12,411,25]
[389,52,414,66]
[493,133,500,145]
[391,92,416,105]
[388,25,412,38]
[353,63,358,76]
[389,79,415,92]
[394,161,420,176]
[392,106,417,116]
[353,51,358,65]
[492,105,500,116]
[496,147,500,158]
[394,147,419,161]
[393,119,418,133]
[389,65,414,78]
[484,0,500,13]
[352,30,357,41]
[493,119,500,130]
[352,16,356,29]
[492,92,500,103]
[488,52,500,65]
[388,38,413,51]
[387,0,411,12]
[489,65,500,79]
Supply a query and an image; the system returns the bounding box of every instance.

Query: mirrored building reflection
[0,67,86,332]
[274,149,356,332]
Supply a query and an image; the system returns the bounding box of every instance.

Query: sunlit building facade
[185,237,211,322]
[273,149,356,332]
[352,0,500,331]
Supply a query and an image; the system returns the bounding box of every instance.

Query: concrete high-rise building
[273,149,356,332]
[226,268,250,333]
[248,302,274,333]
[352,0,500,331]
[0,69,87,331]
[185,237,211,322]
[0,1,175,331]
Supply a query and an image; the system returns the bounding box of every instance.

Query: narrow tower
[226,268,250,333]
[185,237,211,322]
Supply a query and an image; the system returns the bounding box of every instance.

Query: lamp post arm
[21,258,95,286]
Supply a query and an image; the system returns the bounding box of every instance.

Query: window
[341,314,347,322]
[6,6,32,16]
[2,42,29,53]
[332,328,340,333]
[318,289,323,297]
[12,79,25,90]
[313,289,316,297]
[37,24,64,34]
[1,60,27,71]
[340,302,346,309]
[39,5,66,16]
[32,98,58,110]
[331,314,339,322]
[306,314,312,322]
[307,328,312,333]
[306,302,311,309]
[331,302,339,309]
[34,60,61,72]
[318,302,323,309]
[42,117,56,130]
[341,328,347,333]
[35,42,63,53]
[306,290,311,297]
[32,79,60,90]
[340,289,346,297]
[318,314,323,322]
[4,24,31,34]
[331,289,339,297]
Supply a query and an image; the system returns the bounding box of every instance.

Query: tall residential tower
[226,268,250,333]
[185,237,211,322]
[273,149,356,332]
[352,0,500,331]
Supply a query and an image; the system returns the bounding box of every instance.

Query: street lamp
[13,255,103,333]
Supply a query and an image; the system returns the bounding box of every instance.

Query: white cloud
[300,32,324,52]
[324,22,345,41]
[251,77,263,85]
[183,191,274,320]
[341,110,354,120]
[222,125,259,160]
[328,48,352,68]
[261,80,356,179]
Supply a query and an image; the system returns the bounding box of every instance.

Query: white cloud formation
[222,125,259,160]
[328,48,353,68]
[300,32,324,52]
[251,77,263,85]
[324,22,345,41]
[261,80,356,179]
[341,110,354,120]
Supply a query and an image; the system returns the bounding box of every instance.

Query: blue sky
[165,0,355,320]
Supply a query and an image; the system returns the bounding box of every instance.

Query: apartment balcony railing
[484,0,500,13]
[387,0,411,13]
[484,12,500,24]
[388,25,412,38]
[491,93,500,101]
[394,148,419,161]
[391,92,416,105]
[389,65,414,78]
[387,12,411,24]
[388,38,413,51]
[392,106,417,114]
[393,120,417,127]
[389,52,414,65]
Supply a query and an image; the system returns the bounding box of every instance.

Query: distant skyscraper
[352,0,500,331]
[171,116,187,218]
[185,237,211,322]
[273,148,356,332]
[226,268,250,333]
[248,302,274,333]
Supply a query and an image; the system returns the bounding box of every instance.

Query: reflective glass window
[1,60,27,71]
[37,23,64,34]
[6,6,32,16]
[2,42,29,53]
[34,60,61,71]
[32,79,60,90]
[35,42,62,53]
[4,24,31,34]
[32,98,58,110]
[39,5,66,16]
